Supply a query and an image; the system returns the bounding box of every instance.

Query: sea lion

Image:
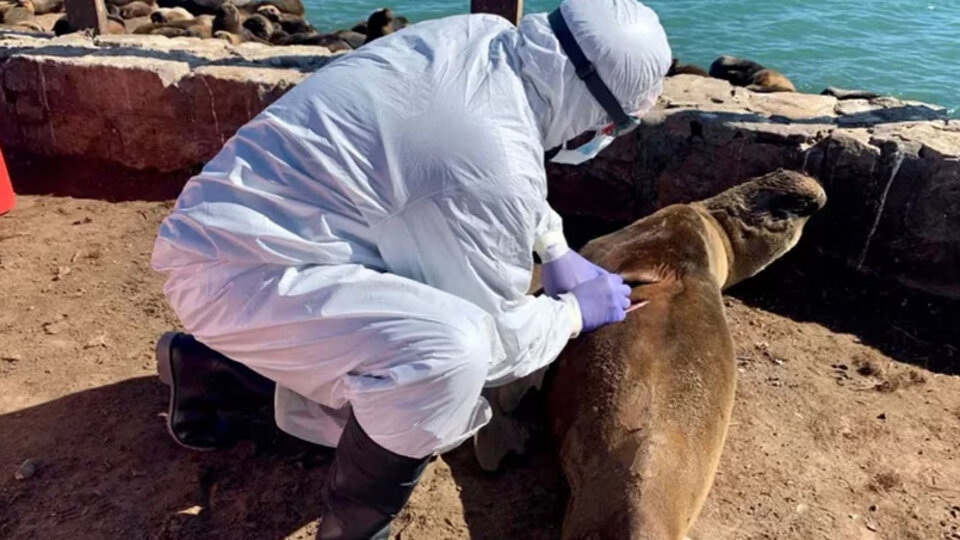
[473,170,826,538]
[104,14,126,33]
[548,170,825,540]
[821,86,881,100]
[746,69,796,93]
[667,58,708,77]
[710,55,796,93]
[119,0,155,19]
[151,6,191,22]
[363,7,393,44]
[256,3,311,35]
[8,18,42,31]
[212,1,241,33]
[708,55,765,86]
[29,0,59,15]
[335,29,364,48]
[241,12,272,40]
[213,28,241,44]
[136,14,212,37]
[3,0,35,26]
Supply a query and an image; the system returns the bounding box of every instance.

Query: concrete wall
[1,33,958,299]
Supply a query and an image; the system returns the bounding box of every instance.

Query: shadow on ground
[0,376,567,539]
[728,246,960,375]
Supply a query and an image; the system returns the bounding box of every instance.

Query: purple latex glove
[541,250,609,297]
[570,273,631,333]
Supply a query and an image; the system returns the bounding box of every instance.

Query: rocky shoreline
[0,0,406,50]
[0,31,956,300]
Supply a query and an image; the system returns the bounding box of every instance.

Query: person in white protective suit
[150,0,671,536]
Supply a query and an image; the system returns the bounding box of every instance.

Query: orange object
[0,145,13,215]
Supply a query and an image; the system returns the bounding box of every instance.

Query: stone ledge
[0,32,338,171]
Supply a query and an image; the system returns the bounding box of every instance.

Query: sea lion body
[710,55,796,93]
[29,0,59,15]
[667,58,708,77]
[547,170,825,539]
[363,7,393,44]
[746,69,796,93]
[3,0,35,26]
[119,1,156,19]
[151,6,192,22]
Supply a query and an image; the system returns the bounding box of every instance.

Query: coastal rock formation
[0,38,956,299]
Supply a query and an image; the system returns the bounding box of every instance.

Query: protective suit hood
[516,0,672,150]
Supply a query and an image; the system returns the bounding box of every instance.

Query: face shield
[546,7,660,165]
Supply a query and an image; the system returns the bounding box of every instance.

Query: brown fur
[546,170,826,539]
[709,55,796,94]
[28,0,58,14]
[119,1,155,19]
[151,6,192,23]
[3,0,35,26]
[747,69,796,93]
[667,58,709,77]
[363,7,392,44]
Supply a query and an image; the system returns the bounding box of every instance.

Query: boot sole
[156,331,217,452]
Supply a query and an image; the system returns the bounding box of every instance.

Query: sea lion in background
[335,29,364,48]
[710,55,796,93]
[667,58,708,77]
[709,55,765,86]
[119,0,156,19]
[8,19,42,31]
[213,29,241,44]
[256,4,311,34]
[28,0,59,15]
[136,13,212,37]
[363,7,393,44]
[821,86,881,100]
[151,6,192,22]
[104,14,126,33]
[2,0,35,26]
[242,11,273,41]
[747,69,796,93]
[548,170,825,540]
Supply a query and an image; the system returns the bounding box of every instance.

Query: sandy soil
[1,163,958,540]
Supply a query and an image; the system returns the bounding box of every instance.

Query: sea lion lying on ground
[821,86,881,100]
[710,55,796,93]
[667,58,708,77]
[475,169,826,539]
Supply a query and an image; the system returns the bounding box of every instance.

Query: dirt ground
[1,162,959,540]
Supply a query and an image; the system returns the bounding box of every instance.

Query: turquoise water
[303,0,960,115]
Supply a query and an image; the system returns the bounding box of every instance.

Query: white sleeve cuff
[534,230,570,263]
[558,292,582,339]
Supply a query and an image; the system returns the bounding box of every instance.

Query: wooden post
[470,0,522,26]
[64,0,107,34]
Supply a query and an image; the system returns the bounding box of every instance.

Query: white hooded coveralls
[151,0,671,459]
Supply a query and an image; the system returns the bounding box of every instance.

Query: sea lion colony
[0,0,407,49]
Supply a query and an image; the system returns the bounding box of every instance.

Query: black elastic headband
[548,8,638,135]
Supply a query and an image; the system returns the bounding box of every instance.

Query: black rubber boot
[156,331,276,451]
[317,412,431,540]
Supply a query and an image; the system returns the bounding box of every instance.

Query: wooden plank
[64,0,107,34]
[470,0,523,26]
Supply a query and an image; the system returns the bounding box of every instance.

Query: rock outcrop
[547,75,959,300]
[0,32,338,171]
[0,36,957,299]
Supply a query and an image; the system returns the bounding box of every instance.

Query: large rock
[547,75,960,299]
[0,32,339,172]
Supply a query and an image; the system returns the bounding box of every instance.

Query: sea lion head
[256,4,281,22]
[365,7,393,39]
[694,169,826,288]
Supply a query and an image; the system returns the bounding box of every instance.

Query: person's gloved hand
[542,250,608,297]
[570,273,631,333]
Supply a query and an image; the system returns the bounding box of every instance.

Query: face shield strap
[548,8,639,136]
